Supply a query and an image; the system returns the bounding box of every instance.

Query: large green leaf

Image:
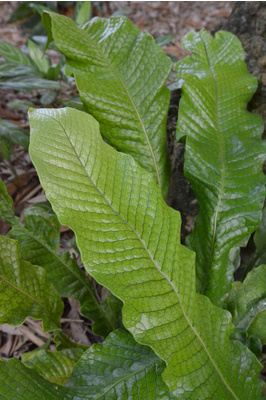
[0,235,63,331]
[42,12,172,197]
[0,358,64,399]
[29,107,263,399]
[64,329,176,399]
[175,30,266,305]
[6,201,120,337]
[225,265,266,345]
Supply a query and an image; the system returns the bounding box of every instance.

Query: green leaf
[53,332,89,351]
[167,54,178,63]
[65,96,87,112]
[254,208,266,261]
[42,12,172,198]
[40,90,57,105]
[0,119,29,149]
[23,349,81,386]
[27,39,50,74]
[0,331,173,399]
[0,177,19,226]
[0,76,61,91]
[0,41,34,66]
[0,358,64,399]
[225,265,266,344]
[0,235,63,332]
[64,329,176,399]
[0,61,41,77]
[0,138,13,161]
[29,2,54,17]
[112,8,128,17]
[252,208,266,269]
[242,208,266,279]
[155,34,175,47]
[46,63,61,81]
[7,98,35,110]
[100,291,123,332]
[249,313,266,345]
[8,2,35,23]
[74,1,91,25]
[8,202,119,336]
[246,335,263,359]
[29,107,264,399]
[21,340,50,362]
[60,348,84,362]
[175,30,266,305]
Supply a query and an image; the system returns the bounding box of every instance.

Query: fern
[0,13,265,400]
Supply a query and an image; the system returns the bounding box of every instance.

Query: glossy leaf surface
[0,235,63,332]
[42,12,171,197]
[175,30,266,305]
[0,358,64,399]
[7,202,119,337]
[225,265,266,344]
[64,329,176,399]
[29,107,263,399]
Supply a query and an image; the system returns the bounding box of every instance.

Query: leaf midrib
[97,365,154,399]
[0,269,45,311]
[200,33,226,296]
[69,361,161,399]
[42,112,239,400]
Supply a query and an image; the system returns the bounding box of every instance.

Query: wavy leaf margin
[29,107,263,399]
